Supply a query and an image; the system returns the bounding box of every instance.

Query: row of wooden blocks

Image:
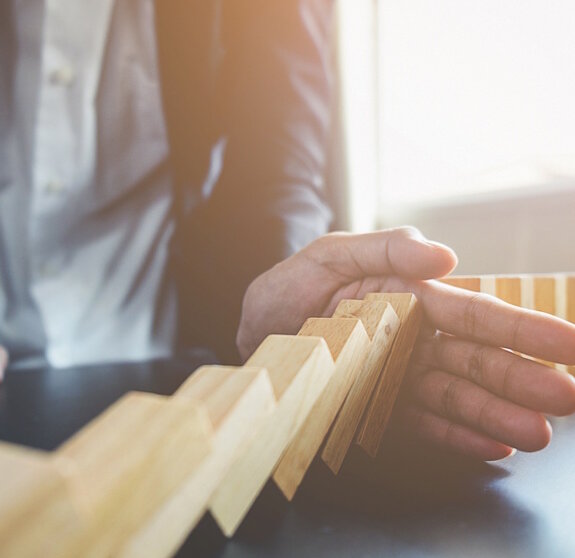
[1,273,574,557]
[0,292,421,558]
[441,273,575,373]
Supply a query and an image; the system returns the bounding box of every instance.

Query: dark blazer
[155,0,334,361]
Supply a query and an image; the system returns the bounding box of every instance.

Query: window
[336,1,575,272]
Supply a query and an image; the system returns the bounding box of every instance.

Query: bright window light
[378,0,575,209]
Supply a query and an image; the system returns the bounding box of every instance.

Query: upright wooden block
[533,276,556,316]
[496,276,522,307]
[122,367,276,558]
[480,275,497,296]
[321,299,400,474]
[520,275,535,310]
[57,392,212,557]
[273,317,370,500]
[441,276,481,292]
[568,275,575,324]
[209,335,334,536]
[356,293,422,457]
[0,443,84,558]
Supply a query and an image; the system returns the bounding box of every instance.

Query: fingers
[409,368,552,452]
[415,333,575,416]
[307,227,458,283]
[414,281,575,365]
[401,404,515,461]
[0,346,7,382]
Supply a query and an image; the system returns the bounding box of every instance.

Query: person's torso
[0,0,178,367]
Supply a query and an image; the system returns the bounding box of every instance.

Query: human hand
[237,227,575,460]
[0,345,8,382]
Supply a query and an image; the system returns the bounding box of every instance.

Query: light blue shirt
[0,0,177,367]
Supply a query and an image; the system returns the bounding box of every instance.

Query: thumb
[309,227,458,281]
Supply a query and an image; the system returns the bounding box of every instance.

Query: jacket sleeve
[176,0,334,362]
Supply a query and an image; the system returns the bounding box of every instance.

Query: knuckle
[441,377,463,420]
[462,293,492,338]
[467,344,486,385]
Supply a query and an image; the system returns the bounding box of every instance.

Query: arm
[237,228,575,460]
[177,0,334,362]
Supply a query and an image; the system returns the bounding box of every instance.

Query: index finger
[414,280,575,365]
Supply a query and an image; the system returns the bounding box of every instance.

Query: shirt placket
[29,0,115,365]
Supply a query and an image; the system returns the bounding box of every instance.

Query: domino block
[121,366,276,558]
[356,293,422,457]
[568,275,575,324]
[441,276,481,292]
[533,275,556,315]
[495,276,522,307]
[273,317,370,500]
[209,334,334,536]
[0,443,84,558]
[56,392,212,556]
[321,299,400,474]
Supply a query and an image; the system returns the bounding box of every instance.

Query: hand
[0,345,8,382]
[237,227,575,460]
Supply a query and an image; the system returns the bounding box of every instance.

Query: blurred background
[329,0,575,274]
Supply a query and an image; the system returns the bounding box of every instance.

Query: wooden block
[533,276,556,315]
[568,275,575,324]
[209,334,334,536]
[441,276,481,292]
[480,275,497,296]
[57,392,212,556]
[356,293,422,457]
[496,276,522,307]
[121,367,276,558]
[520,275,535,310]
[321,299,400,474]
[0,443,84,558]
[273,317,370,500]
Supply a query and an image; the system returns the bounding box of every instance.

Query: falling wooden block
[356,293,422,457]
[57,392,212,557]
[321,299,400,474]
[0,443,84,558]
[209,334,334,536]
[273,317,370,500]
[121,367,276,558]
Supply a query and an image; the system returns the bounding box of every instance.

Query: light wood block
[480,275,497,296]
[209,334,334,536]
[0,443,84,558]
[121,367,276,558]
[321,299,400,474]
[273,317,370,500]
[533,276,556,316]
[496,276,522,307]
[568,275,575,324]
[441,276,481,292]
[356,293,422,457]
[57,392,212,557]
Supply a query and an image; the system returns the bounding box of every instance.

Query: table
[1,354,574,558]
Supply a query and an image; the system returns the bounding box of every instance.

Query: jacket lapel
[154,0,221,207]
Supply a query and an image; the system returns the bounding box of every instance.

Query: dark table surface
[1,353,575,558]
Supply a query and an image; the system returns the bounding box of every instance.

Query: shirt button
[48,65,76,87]
[44,179,66,195]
